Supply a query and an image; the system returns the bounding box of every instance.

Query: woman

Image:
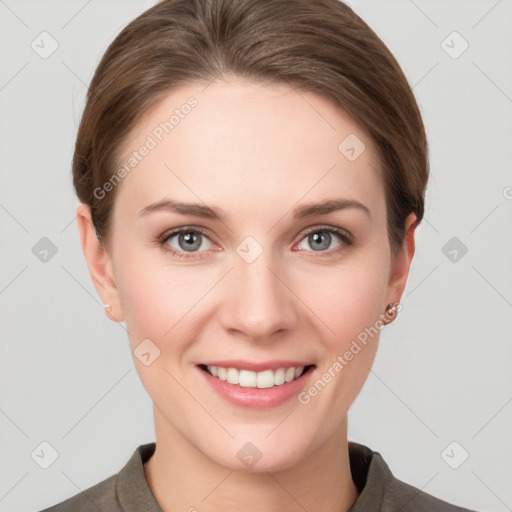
[40,0,477,510]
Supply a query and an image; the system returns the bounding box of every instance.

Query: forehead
[112,78,385,222]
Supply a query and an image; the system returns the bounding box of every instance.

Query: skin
[77,78,417,512]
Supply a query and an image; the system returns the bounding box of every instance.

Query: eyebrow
[138,197,371,221]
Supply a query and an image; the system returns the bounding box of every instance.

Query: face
[80,78,416,472]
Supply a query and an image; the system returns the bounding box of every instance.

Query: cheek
[294,258,389,419]
[114,247,212,357]
[113,255,202,415]
[295,255,389,349]
[112,243,172,341]
[116,239,389,350]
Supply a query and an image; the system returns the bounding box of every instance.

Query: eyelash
[156,225,353,259]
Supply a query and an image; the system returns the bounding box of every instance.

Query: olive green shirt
[39,441,477,511]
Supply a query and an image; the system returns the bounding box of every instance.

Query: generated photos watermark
[297,303,402,405]
[93,96,198,200]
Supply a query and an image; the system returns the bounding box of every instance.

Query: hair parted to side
[72,0,429,256]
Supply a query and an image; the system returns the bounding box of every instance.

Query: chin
[197,430,314,473]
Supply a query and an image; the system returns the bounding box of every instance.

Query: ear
[76,203,124,322]
[383,212,417,324]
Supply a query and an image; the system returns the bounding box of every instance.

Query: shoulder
[36,443,158,512]
[37,474,121,512]
[348,441,478,512]
[384,472,477,512]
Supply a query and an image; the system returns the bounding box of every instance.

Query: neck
[144,406,360,512]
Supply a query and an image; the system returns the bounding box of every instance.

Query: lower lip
[197,365,315,409]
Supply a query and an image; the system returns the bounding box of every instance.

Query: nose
[218,249,299,342]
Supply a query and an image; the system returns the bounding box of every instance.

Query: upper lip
[198,360,315,372]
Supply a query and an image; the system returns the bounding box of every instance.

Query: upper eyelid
[301,224,351,237]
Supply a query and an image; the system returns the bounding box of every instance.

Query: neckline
[117,440,391,512]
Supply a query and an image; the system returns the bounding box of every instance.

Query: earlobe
[76,203,124,322]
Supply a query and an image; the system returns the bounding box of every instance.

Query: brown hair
[72,0,428,256]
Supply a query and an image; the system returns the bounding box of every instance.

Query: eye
[296,226,353,255]
[156,225,353,259]
[157,227,214,259]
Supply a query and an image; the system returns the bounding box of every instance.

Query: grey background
[0,0,511,511]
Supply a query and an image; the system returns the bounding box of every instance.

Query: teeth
[240,369,257,387]
[226,367,239,385]
[274,368,285,385]
[285,367,295,382]
[205,365,307,388]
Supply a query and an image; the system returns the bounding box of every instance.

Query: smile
[200,364,315,389]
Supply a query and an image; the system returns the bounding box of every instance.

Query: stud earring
[103,304,112,312]
[386,302,400,315]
